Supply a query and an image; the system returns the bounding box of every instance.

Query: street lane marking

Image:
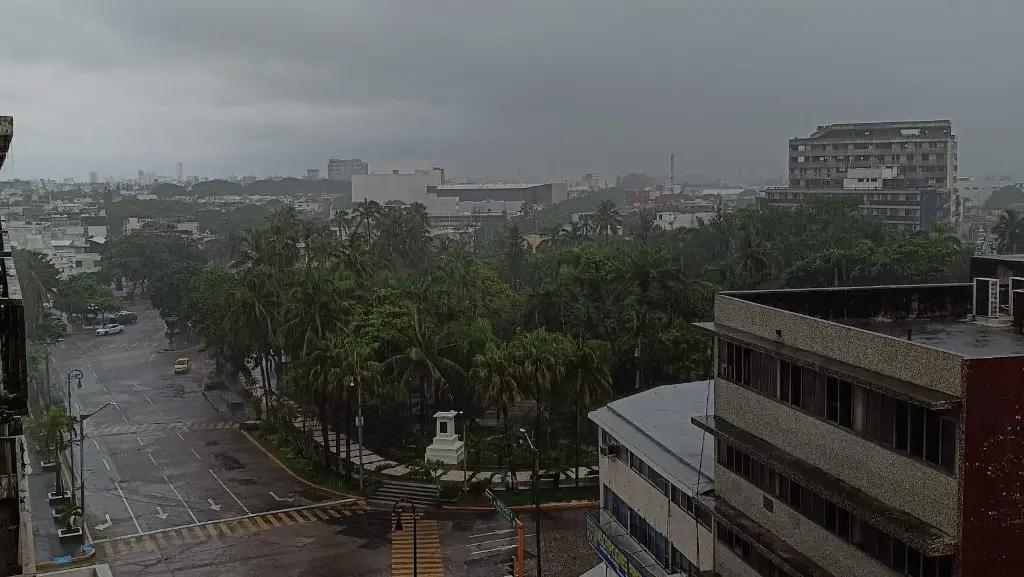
[176,431,184,440]
[102,458,110,471]
[469,528,516,538]
[136,436,144,446]
[209,468,250,514]
[133,382,140,391]
[148,454,157,466]
[114,480,142,534]
[93,440,100,450]
[191,449,201,460]
[471,544,519,556]
[145,395,153,405]
[164,475,198,524]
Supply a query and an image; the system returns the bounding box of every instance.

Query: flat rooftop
[589,381,714,491]
[726,280,1024,360]
[838,318,1024,359]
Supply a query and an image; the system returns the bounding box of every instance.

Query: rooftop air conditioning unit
[1010,277,1024,317]
[600,443,620,457]
[974,277,1000,318]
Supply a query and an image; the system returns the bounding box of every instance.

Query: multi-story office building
[305,169,320,180]
[787,121,959,222]
[327,158,368,181]
[689,270,1024,577]
[760,167,943,230]
[588,382,717,577]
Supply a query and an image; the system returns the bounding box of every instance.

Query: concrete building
[789,121,959,222]
[429,182,568,206]
[761,166,943,231]
[305,169,320,180]
[589,381,716,577]
[688,268,1024,577]
[327,158,368,181]
[351,168,444,204]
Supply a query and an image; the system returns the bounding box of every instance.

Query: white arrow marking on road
[156,507,169,520]
[269,491,295,502]
[208,499,221,511]
[94,514,113,530]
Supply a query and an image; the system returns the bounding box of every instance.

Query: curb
[441,500,598,513]
[239,429,364,503]
[156,343,203,354]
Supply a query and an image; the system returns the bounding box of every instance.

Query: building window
[717,526,792,577]
[716,337,956,474]
[717,439,953,577]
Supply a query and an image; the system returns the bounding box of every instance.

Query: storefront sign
[585,513,656,577]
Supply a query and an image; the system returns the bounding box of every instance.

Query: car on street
[111,311,138,324]
[173,357,191,374]
[95,323,124,336]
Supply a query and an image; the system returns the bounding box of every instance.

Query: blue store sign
[585,513,656,577]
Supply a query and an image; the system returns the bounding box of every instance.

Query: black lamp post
[65,369,83,502]
[520,428,541,577]
[392,498,418,577]
[78,402,111,523]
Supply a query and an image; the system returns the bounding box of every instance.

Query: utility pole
[352,379,365,490]
[79,402,111,522]
[65,369,83,502]
[520,428,541,577]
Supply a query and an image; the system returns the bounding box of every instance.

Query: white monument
[424,410,465,466]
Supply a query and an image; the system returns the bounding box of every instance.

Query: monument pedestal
[424,410,465,466]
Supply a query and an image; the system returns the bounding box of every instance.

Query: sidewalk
[226,364,598,488]
[24,441,94,567]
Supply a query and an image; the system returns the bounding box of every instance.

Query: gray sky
[1,0,1021,183]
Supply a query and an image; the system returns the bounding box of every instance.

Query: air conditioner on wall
[599,443,620,457]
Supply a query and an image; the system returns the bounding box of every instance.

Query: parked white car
[95,324,124,336]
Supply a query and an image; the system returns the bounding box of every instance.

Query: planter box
[57,527,83,540]
[40,460,56,470]
[47,491,71,502]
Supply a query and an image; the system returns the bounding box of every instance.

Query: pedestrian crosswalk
[391,513,444,577]
[96,502,367,559]
[84,419,236,437]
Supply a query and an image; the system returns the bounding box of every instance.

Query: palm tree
[592,200,622,241]
[993,210,1024,254]
[34,404,75,494]
[511,330,569,454]
[564,339,612,487]
[471,344,524,461]
[385,307,466,435]
[13,249,61,336]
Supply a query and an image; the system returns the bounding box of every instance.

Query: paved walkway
[235,363,598,486]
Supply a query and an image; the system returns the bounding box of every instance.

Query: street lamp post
[65,369,83,504]
[350,379,365,490]
[392,498,418,577]
[520,428,541,577]
[78,402,112,522]
[457,411,469,491]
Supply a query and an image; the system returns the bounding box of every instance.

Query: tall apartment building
[686,268,1024,577]
[787,121,959,222]
[327,158,368,181]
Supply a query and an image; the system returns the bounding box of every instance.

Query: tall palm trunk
[317,393,332,472]
[574,399,581,489]
[420,376,429,436]
[344,393,353,481]
[331,396,343,476]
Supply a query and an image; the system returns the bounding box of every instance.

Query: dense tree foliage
[120,194,969,478]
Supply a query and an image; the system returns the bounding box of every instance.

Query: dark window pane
[768,357,779,397]
[925,411,941,465]
[726,445,734,469]
[824,501,837,533]
[892,540,907,571]
[839,380,853,427]
[876,531,892,565]
[881,395,896,446]
[907,547,922,577]
[825,377,839,422]
[866,390,881,440]
[894,400,909,451]
[789,481,802,509]
[778,475,790,501]
[780,362,791,403]
[909,404,926,458]
[937,555,953,577]
[940,417,956,472]
[837,507,851,539]
[803,373,819,412]
[922,555,937,577]
[815,375,827,418]
[812,493,826,526]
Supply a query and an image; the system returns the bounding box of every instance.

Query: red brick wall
[961,356,1024,576]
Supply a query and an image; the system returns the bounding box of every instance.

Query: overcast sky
[2,0,1021,183]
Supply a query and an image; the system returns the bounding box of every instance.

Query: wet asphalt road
[51,309,392,576]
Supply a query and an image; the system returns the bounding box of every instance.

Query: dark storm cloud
[2,0,1023,181]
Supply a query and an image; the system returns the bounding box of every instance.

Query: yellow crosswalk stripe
[207,524,219,538]
[289,511,306,523]
[265,514,280,527]
[326,509,341,518]
[103,542,114,557]
[192,526,206,540]
[244,517,259,531]
[144,536,156,552]
[301,510,319,522]
[116,540,128,555]
[180,528,192,543]
[275,513,293,525]
[314,509,330,520]
[155,531,168,548]
[255,516,269,530]
[219,521,233,536]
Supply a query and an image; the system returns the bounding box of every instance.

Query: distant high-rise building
[788,120,959,222]
[327,158,368,181]
[89,171,99,184]
[176,162,183,182]
[306,169,320,180]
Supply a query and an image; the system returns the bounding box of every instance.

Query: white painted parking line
[469,528,516,538]
[133,382,140,391]
[99,384,108,393]
[149,453,158,466]
[471,545,519,556]
[164,475,198,524]
[145,395,154,405]
[102,458,110,471]
[114,480,142,533]
[93,440,100,450]
[137,436,144,446]
[191,448,201,460]
[176,431,184,441]
[208,468,250,515]
[470,534,531,547]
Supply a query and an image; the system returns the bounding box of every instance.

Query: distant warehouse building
[351,168,445,204]
[429,182,568,206]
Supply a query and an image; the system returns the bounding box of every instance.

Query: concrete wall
[600,454,715,571]
[351,170,443,204]
[714,295,963,396]
[714,542,761,577]
[715,465,894,577]
[715,378,958,535]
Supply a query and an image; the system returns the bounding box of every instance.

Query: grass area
[250,428,367,496]
[480,485,599,507]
